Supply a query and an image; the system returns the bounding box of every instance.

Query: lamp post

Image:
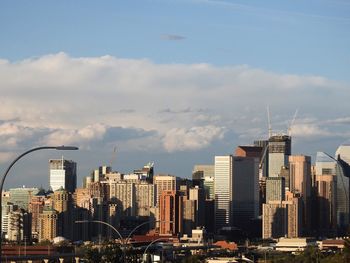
[142,237,171,263]
[0,145,78,260]
[124,220,173,245]
[75,220,125,262]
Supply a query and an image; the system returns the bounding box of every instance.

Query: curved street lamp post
[76,219,173,262]
[0,146,79,260]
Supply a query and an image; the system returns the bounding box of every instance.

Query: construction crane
[287,109,298,137]
[110,146,117,170]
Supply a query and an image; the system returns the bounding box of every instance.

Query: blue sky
[0,0,349,188]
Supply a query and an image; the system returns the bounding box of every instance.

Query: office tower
[335,145,350,230]
[203,176,215,199]
[268,135,291,177]
[182,199,196,236]
[192,165,214,188]
[49,158,77,193]
[153,174,180,206]
[214,156,233,231]
[214,155,259,232]
[53,189,73,239]
[262,192,302,239]
[254,140,269,178]
[204,199,215,234]
[189,186,205,227]
[38,207,58,242]
[289,155,312,232]
[315,152,337,235]
[9,187,39,210]
[235,146,262,158]
[159,190,182,235]
[266,177,285,203]
[232,156,259,230]
[7,209,31,243]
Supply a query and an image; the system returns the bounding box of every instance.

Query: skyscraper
[268,135,291,177]
[315,152,337,235]
[335,145,350,230]
[266,177,285,203]
[49,158,77,193]
[289,155,312,233]
[214,155,259,232]
[214,156,233,231]
[159,190,182,235]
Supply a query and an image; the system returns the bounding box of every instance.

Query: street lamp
[75,220,125,262]
[142,237,172,263]
[0,145,79,260]
[125,220,173,245]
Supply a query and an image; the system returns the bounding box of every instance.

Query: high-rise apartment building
[29,190,46,240]
[53,189,73,239]
[262,192,302,239]
[154,174,180,206]
[268,135,291,177]
[49,158,77,193]
[7,209,31,243]
[266,177,285,203]
[39,207,58,242]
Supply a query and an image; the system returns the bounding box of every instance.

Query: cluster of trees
[262,240,350,263]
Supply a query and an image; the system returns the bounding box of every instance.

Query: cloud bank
[0,52,348,165]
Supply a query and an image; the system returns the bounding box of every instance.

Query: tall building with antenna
[49,157,77,193]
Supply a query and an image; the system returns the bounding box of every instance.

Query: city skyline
[1,1,350,188]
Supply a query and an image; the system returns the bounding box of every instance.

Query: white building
[49,158,77,193]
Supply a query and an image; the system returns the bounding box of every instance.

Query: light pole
[75,220,125,262]
[0,145,79,260]
[142,237,172,263]
[124,220,173,245]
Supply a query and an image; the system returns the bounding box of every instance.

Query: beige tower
[289,155,312,233]
[39,207,58,242]
[53,189,72,239]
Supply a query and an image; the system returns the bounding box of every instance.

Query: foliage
[81,241,124,263]
[181,254,204,263]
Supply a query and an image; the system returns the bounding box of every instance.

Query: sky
[0,0,349,189]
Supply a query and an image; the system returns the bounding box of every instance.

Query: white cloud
[163,125,225,152]
[0,53,347,164]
